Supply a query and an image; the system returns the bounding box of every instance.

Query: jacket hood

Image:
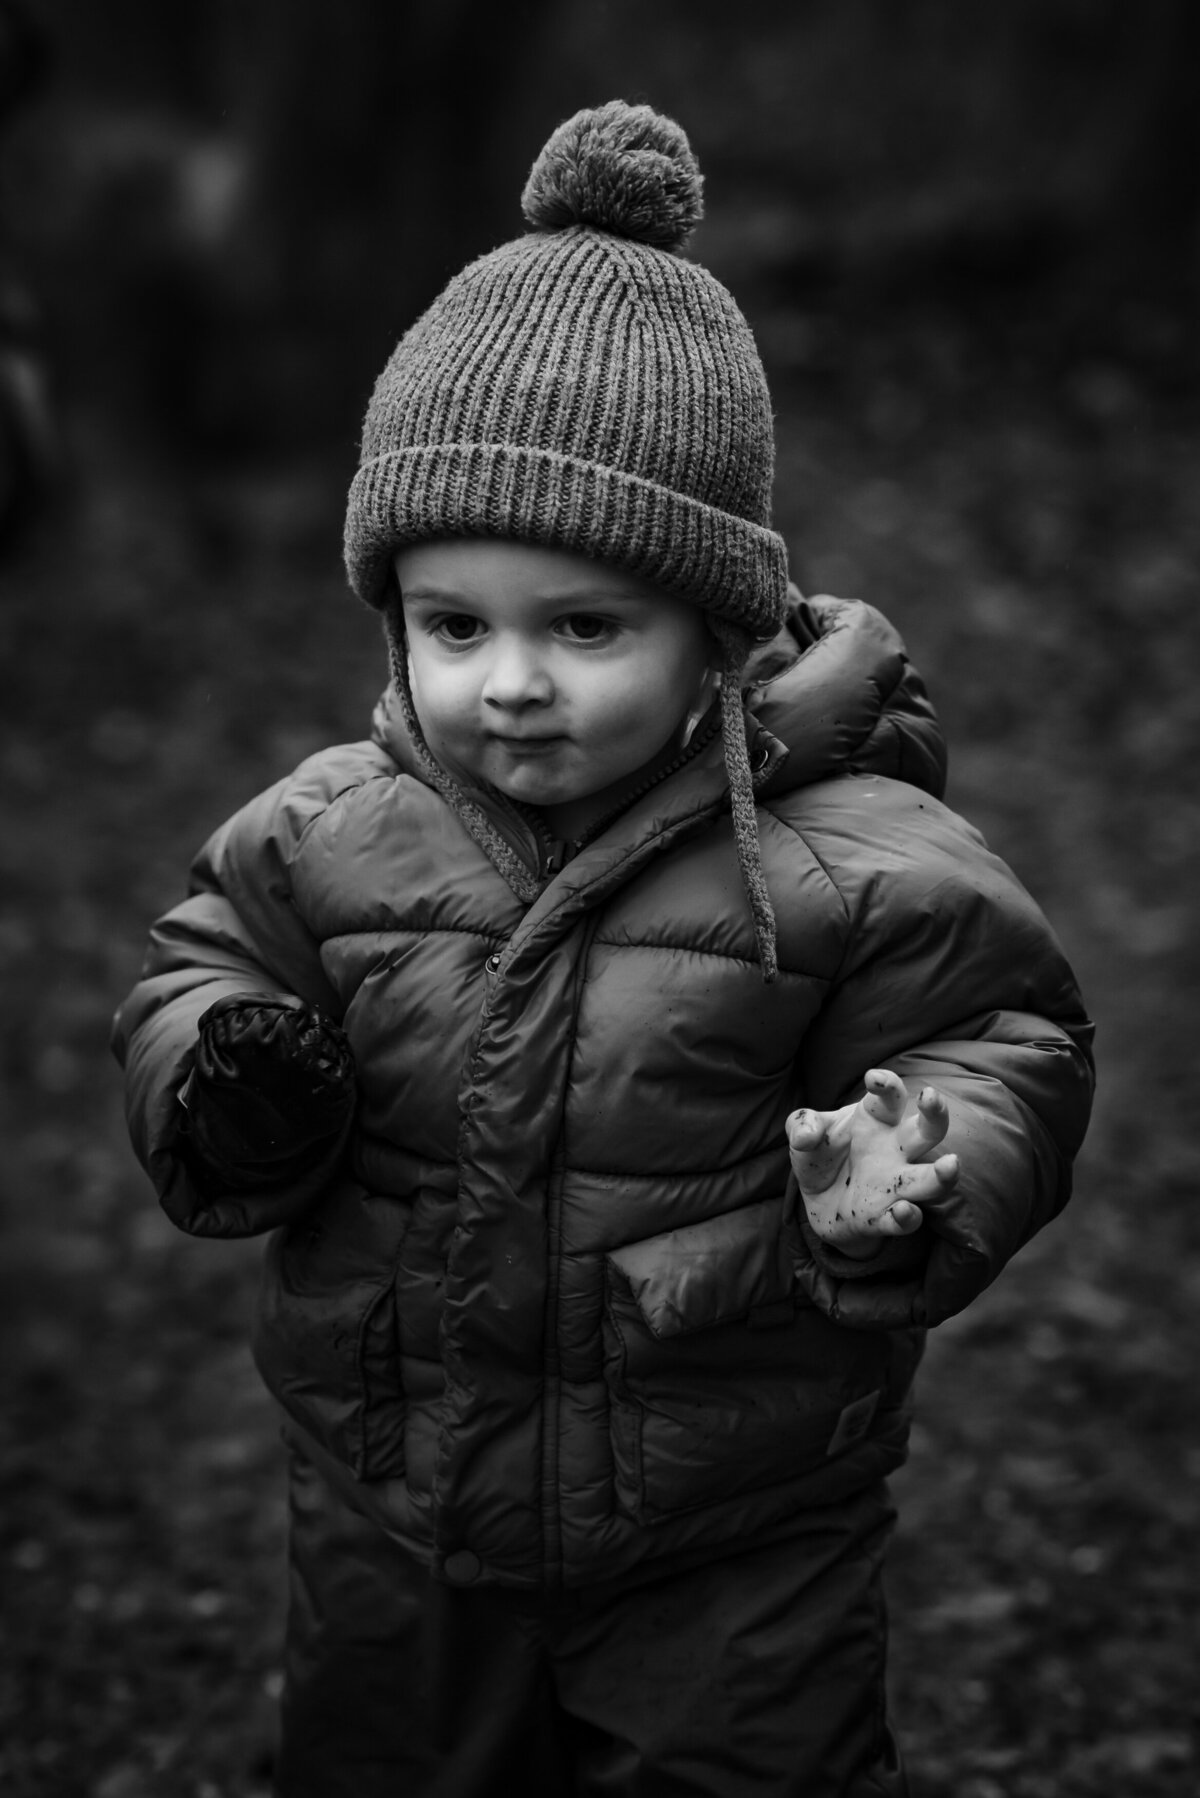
[371,587,947,806]
[745,589,946,800]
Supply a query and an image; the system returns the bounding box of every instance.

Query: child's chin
[494,773,570,806]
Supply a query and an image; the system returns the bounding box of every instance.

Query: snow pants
[274,1435,910,1798]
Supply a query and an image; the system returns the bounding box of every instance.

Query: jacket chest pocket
[602,1199,906,1524]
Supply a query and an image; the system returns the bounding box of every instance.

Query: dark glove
[179,993,356,1191]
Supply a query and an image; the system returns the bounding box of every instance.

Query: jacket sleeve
[789,782,1095,1329]
[112,751,368,1239]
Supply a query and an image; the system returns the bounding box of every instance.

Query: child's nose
[482,638,554,709]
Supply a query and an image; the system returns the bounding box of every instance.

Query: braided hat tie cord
[711,620,779,983]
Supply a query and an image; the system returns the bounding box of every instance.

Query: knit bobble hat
[345,100,788,976]
[345,99,787,635]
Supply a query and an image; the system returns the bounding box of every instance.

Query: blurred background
[0,1,1197,1793]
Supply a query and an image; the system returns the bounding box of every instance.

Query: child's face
[396,539,714,830]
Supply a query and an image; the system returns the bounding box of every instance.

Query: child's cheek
[414,659,473,737]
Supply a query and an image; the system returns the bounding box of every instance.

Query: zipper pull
[543,838,568,876]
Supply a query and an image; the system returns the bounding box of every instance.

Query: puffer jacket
[113,592,1094,1591]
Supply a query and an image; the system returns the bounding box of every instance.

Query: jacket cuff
[162,1127,350,1237]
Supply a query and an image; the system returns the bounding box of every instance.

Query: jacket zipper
[540,907,603,1589]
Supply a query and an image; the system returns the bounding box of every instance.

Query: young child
[113,102,1094,1797]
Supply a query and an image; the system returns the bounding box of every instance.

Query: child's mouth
[490,734,566,754]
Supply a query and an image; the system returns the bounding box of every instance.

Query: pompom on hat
[518,101,704,250]
[345,100,789,977]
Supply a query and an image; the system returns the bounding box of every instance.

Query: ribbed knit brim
[347,438,788,634]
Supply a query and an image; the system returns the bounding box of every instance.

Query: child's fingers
[873,1152,960,1237]
[876,1199,925,1237]
[892,1153,960,1206]
[861,1067,906,1126]
[898,1085,951,1160]
[787,1107,849,1195]
[785,1108,828,1151]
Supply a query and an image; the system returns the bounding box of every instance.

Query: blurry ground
[2,4,1200,1794]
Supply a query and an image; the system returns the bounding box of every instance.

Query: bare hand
[786,1068,960,1259]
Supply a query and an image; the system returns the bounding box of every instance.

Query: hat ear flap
[709,618,779,984]
[382,612,542,907]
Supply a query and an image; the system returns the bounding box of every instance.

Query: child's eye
[558,614,616,644]
[433,615,485,644]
